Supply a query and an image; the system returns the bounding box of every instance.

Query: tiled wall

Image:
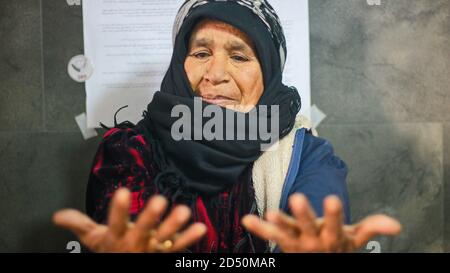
[0,0,448,252]
[310,0,449,252]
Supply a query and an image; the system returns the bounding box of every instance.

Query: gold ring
[162,239,173,249]
[149,237,174,252]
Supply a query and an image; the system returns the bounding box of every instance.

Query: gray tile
[310,0,450,124]
[42,0,85,131]
[0,0,43,131]
[0,132,101,252]
[318,123,444,252]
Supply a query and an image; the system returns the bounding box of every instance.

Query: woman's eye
[231,55,249,62]
[193,52,210,59]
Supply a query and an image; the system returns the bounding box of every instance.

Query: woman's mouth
[201,95,237,106]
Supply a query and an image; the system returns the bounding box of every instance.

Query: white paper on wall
[83,0,311,128]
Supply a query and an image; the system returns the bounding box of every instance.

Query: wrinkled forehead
[187,19,257,53]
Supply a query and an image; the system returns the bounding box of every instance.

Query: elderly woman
[54,0,401,253]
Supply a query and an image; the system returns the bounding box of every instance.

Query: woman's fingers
[321,196,345,251]
[133,195,168,241]
[289,194,318,237]
[170,223,207,252]
[242,215,289,244]
[154,205,191,242]
[351,214,402,249]
[52,209,97,238]
[108,188,131,238]
[265,210,300,237]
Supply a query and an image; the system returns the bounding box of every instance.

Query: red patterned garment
[86,125,268,253]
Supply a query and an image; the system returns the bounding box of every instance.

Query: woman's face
[184,19,264,112]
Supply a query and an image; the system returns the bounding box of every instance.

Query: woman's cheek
[241,71,262,96]
[185,63,202,90]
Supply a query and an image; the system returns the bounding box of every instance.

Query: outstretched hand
[242,193,401,253]
[53,188,207,253]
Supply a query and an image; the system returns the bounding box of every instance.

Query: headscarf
[137,0,301,201]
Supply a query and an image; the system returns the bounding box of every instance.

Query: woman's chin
[224,104,256,113]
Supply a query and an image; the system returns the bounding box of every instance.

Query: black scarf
[137,1,301,200]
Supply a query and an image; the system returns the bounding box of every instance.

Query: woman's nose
[203,55,229,85]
